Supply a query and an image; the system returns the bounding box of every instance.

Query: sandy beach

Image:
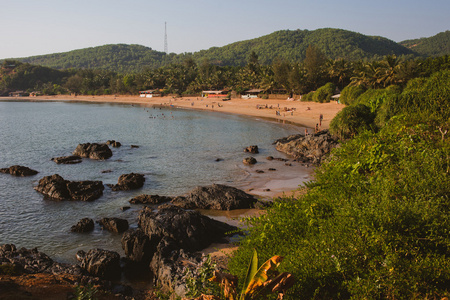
[1,94,343,200]
[2,94,344,129]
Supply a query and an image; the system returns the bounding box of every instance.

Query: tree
[303,45,327,92]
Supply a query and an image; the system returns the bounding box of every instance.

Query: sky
[1,0,449,59]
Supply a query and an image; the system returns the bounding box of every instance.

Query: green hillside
[18,44,174,73]
[192,28,416,66]
[9,28,431,73]
[400,30,450,57]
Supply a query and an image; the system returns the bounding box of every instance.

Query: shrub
[301,91,314,102]
[339,85,365,105]
[313,82,335,103]
[329,104,375,140]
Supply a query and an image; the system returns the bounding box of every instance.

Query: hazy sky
[1,0,449,59]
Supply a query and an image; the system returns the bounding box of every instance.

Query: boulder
[71,218,94,233]
[51,155,82,164]
[97,217,129,233]
[244,145,259,154]
[274,130,339,164]
[121,229,154,264]
[171,184,257,210]
[34,174,104,201]
[73,143,112,160]
[0,165,38,176]
[129,194,172,205]
[77,249,121,280]
[138,206,237,253]
[243,157,257,165]
[110,173,145,191]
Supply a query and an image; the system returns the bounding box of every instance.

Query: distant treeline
[1,47,449,99]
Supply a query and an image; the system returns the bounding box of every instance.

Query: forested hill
[191,28,416,65]
[11,28,444,73]
[400,30,450,57]
[18,44,175,73]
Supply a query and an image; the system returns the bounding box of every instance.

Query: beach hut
[241,89,263,99]
[139,89,162,98]
[201,90,229,98]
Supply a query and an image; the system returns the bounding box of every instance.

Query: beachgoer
[315,124,319,132]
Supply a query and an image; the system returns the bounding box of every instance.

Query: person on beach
[315,123,319,133]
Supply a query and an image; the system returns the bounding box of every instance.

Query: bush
[339,85,365,105]
[313,82,335,103]
[329,104,375,140]
[229,118,450,299]
[301,91,314,102]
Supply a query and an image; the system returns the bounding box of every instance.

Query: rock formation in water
[106,140,122,147]
[110,173,145,191]
[171,184,257,210]
[129,194,173,204]
[244,145,259,154]
[97,217,129,233]
[73,143,113,160]
[274,129,339,164]
[76,248,121,280]
[34,174,104,201]
[0,165,38,176]
[71,218,95,233]
[243,156,257,165]
[51,155,82,164]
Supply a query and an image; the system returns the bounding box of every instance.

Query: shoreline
[0,94,344,129]
[1,95,342,200]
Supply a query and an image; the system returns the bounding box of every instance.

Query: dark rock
[77,248,121,280]
[255,170,265,173]
[71,218,94,233]
[269,168,277,171]
[243,157,257,165]
[244,145,259,154]
[110,173,145,191]
[121,229,154,264]
[73,143,112,160]
[101,169,113,173]
[215,158,223,162]
[131,145,139,148]
[34,174,104,201]
[106,140,121,147]
[129,194,172,205]
[266,156,274,160]
[0,165,38,176]
[0,244,84,276]
[138,206,237,253]
[274,130,339,164]
[121,206,131,211]
[171,184,257,210]
[97,218,129,233]
[51,155,82,164]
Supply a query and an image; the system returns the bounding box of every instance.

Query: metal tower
[164,22,168,54]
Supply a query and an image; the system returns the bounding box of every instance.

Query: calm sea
[0,100,306,263]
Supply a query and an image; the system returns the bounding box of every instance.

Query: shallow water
[0,100,308,263]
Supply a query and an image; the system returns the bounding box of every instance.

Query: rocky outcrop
[121,229,154,265]
[121,205,237,296]
[110,173,145,191]
[97,217,129,233]
[243,157,257,165]
[73,143,112,160]
[0,165,38,176]
[0,244,84,276]
[71,218,94,233]
[171,184,257,210]
[76,249,121,280]
[129,194,172,204]
[51,155,82,164]
[34,174,104,201]
[244,145,259,154]
[275,130,339,164]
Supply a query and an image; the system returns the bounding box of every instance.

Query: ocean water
[0,100,306,263]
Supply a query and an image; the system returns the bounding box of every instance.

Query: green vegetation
[400,30,450,57]
[228,67,450,299]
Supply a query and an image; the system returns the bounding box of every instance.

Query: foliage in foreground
[229,117,450,299]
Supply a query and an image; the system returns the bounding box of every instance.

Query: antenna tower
[164,22,168,54]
